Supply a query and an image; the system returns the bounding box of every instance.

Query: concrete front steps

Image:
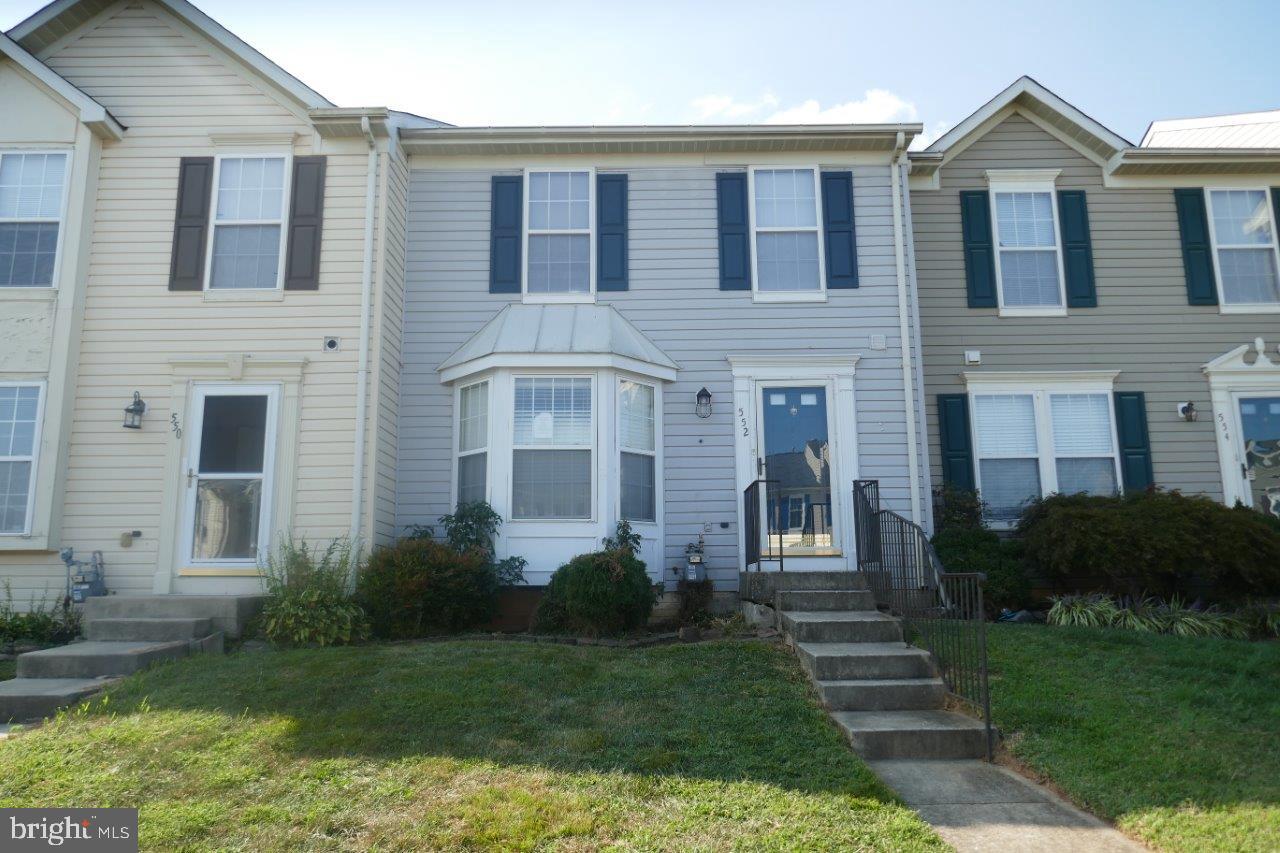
[1,595,261,724]
[741,570,991,761]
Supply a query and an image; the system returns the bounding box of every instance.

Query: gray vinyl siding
[913,113,1280,501]
[399,164,918,590]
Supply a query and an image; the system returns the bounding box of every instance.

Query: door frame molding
[727,354,860,570]
[1204,338,1280,509]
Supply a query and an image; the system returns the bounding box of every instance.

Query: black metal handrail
[853,479,993,760]
[743,479,784,572]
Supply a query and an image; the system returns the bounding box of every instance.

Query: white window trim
[0,149,72,291]
[179,382,280,568]
[964,371,1123,525]
[747,165,828,303]
[451,379,491,507]
[1203,187,1280,315]
[202,152,292,292]
[0,380,46,537]
[521,167,596,304]
[510,373,596,521]
[986,170,1068,318]
[617,377,659,524]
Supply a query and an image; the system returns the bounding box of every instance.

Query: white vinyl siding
[0,384,45,535]
[1206,188,1280,308]
[749,166,825,299]
[512,376,593,519]
[207,155,289,290]
[456,380,489,506]
[0,152,68,288]
[619,379,656,522]
[524,170,593,300]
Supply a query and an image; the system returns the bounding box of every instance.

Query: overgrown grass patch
[0,658,14,681]
[0,640,941,851]
[987,623,1280,852]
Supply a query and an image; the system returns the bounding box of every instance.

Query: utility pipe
[889,130,923,524]
[349,116,378,550]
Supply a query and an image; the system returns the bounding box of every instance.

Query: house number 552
[738,407,749,437]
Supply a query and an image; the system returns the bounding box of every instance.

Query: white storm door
[180,384,278,567]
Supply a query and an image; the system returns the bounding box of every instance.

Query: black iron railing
[743,479,784,572]
[853,479,993,760]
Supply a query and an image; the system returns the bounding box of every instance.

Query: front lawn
[0,659,13,681]
[0,640,941,851]
[987,623,1280,852]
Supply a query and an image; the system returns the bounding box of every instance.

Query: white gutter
[889,131,923,525]
[349,116,378,550]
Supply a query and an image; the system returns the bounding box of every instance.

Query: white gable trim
[0,32,123,139]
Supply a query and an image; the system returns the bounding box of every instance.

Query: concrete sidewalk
[869,759,1144,852]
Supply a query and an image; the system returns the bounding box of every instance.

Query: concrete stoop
[1,595,261,724]
[746,571,992,762]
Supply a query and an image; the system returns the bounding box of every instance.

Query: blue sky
[7,0,1280,145]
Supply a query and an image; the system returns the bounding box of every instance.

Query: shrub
[260,538,366,647]
[436,502,527,587]
[933,484,986,532]
[676,578,714,626]
[0,583,81,647]
[931,527,1031,613]
[533,543,657,637]
[1047,594,1119,628]
[1234,599,1280,640]
[1018,490,1280,601]
[357,538,496,639]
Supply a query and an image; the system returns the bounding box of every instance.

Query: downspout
[349,116,378,550]
[899,155,935,532]
[889,130,923,524]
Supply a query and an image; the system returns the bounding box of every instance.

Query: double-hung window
[988,173,1066,313]
[619,380,656,523]
[207,155,289,290]
[525,170,593,298]
[0,152,67,288]
[970,382,1121,522]
[749,166,824,297]
[0,383,44,535]
[1205,188,1280,308]
[512,376,593,519]
[456,380,489,505]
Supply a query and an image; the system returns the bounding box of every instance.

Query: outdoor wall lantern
[1177,401,1198,423]
[122,391,147,429]
[695,387,713,419]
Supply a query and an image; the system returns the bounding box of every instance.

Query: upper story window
[207,155,289,290]
[525,170,593,300]
[0,152,68,288]
[749,167,825,298]
[989,174,1065,314]
[1206,188,1280,308]
[512,376,593,519]
[0,383,45,535]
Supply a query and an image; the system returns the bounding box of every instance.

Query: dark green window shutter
[597,173,628,291]
[959,190,997,308]
[1174,188,1218,305]
[168,157,214,291]
[284,156,326,291]
[937,394,975,491]
[1113,391,1154,492]
[821,170,858,289]
[1057,190,1096,307]
[716,172,751,291]
[489,175,522,294]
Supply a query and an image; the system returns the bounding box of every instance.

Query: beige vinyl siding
[914,112,1280,502]
[0,0,370,600]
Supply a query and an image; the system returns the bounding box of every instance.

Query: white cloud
[910,120,951,151]
[764,89,920,126]
[691,92,780,121]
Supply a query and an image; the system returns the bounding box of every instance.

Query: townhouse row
[1,0,1276,605]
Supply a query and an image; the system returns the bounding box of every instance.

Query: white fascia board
[0,32,124,140]
[439,352,678,386]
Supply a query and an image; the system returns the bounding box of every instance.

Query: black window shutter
[821,171,858,289]
[1272,188,1280,244]
[597,173,628,291]
[1174,188,1218,305]
[959,190,997,308]
[716,172,751,291]
[168,157,214,291]
[1057,190,1097,307]
[1113,391,1154,492]
[284,155,326,291]
[489,175,523,294]
[936,394,976,491]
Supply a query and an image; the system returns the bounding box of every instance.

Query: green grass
[987,623,1280,852]
[0,659,14,682]
[0,640,941,851]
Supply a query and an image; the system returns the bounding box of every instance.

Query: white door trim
[1204,338,1280,507]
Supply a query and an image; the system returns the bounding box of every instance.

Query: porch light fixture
[695,387,712,419]
[122,391,147,429]
[1177,401,1198,423]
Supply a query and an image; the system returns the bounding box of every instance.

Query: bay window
[969,378,1121,522]
[1206,188,1280,308]
[512,376,593,519]
[456,380,489,505]
[0,152,67,288]
[0,383,44,535]
[619,380,656,522]
[749,166,824,296]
